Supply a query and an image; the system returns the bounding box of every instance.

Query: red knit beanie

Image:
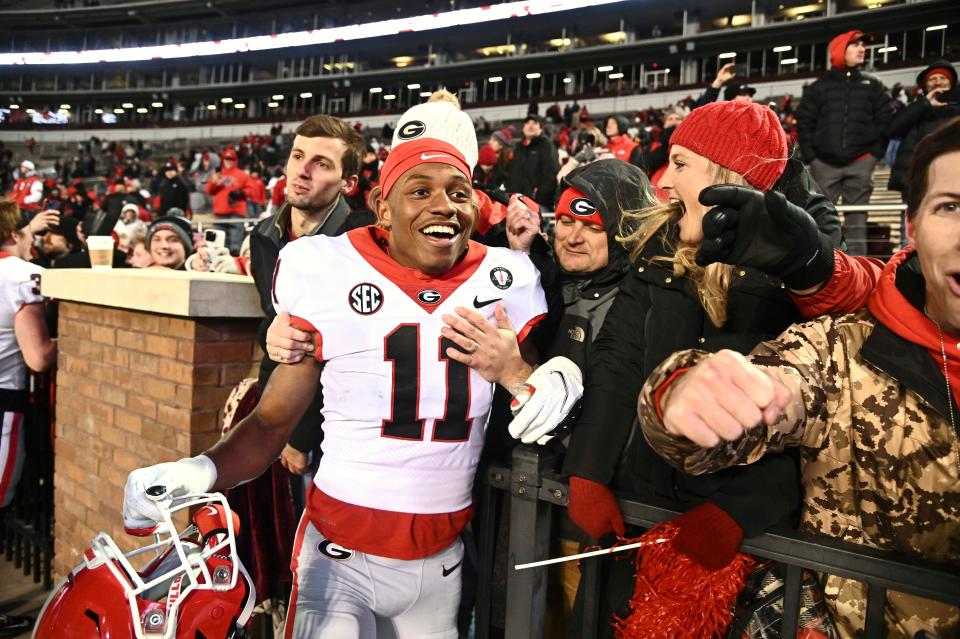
[670,101,787,191]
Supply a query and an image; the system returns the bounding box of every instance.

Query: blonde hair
[618,163,746,327]
[427,89,461,110]
[0,200,22,246]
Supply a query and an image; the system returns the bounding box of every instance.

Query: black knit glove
[695,185,834,291]
[228,189,247,205]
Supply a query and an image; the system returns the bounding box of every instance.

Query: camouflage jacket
[638,308,960,639]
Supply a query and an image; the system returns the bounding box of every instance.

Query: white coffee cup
[86,236,114,270]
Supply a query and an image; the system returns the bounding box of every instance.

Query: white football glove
[508,356,584,445]
[123,455,217,534]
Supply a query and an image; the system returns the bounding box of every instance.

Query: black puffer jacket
[796,68,892,165]
[562,162,843,535]
[886,97,960,195]
[506,134,561,207]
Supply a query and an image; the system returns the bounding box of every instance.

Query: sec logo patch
[349,283,383,315]
[490,267,513,290]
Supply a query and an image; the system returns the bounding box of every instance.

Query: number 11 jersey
[273,226,547,519]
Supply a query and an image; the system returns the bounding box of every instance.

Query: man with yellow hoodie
[797,30,892,256]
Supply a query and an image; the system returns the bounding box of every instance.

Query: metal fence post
[504,445,556,639]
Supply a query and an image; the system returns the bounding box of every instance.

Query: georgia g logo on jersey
[349,283,383,315]
[397,120,426,140]
[569,197,597,217]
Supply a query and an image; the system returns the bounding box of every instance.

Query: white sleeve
[6,270,43,316]
[501,253,548,343]
[271,244,325,358]
[25,181,43,205]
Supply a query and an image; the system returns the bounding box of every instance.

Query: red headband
[555,187,604,228]
[379,139,470,198]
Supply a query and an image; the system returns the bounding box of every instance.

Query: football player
[124,123,547,637]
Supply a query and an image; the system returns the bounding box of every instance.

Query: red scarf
[866,247,960,409]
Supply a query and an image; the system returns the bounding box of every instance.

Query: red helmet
[34,493,255,639]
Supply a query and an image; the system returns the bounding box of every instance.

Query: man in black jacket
[797,29,892,256]
[506,114,561,209]
[155,160,192,217]
[250,115,368,474]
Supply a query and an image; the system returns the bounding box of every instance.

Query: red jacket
[205,166,253,217]
[605,135,638,163]
[10,175,42,211]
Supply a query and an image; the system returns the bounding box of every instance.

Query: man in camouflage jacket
[637,120,960,638]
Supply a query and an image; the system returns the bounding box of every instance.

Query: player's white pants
[284,514,462,639]
[0,412,24,508]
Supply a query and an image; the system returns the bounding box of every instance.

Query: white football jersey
[0,256,43,391]
[273,227,547,515]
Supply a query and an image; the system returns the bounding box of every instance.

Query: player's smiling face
[378,163,476,276]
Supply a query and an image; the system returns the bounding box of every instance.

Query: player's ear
[371,186,391,230]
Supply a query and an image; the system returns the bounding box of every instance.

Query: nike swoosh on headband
[421,153,452,160]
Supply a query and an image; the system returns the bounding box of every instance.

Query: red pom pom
[613,523,756,639]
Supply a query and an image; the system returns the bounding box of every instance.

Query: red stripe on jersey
[270,258,282,305]
[346,226,487,313]
[306,484,473,560]
[283,514,311,639]
[289,314,324,362]
[516,312,547,344]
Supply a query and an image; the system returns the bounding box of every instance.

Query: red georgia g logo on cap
[569,198,597,217]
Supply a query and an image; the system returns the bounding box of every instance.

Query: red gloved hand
[568,476,626,540]
[671,502,744,571]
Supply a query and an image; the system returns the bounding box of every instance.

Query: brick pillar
[53,302,261,577]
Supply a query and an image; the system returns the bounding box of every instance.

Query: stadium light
[122,102,134,108]
[94,108,103,114]
[272,94,284,100]
[267,101,279,107]
[488,76,503,83]
[151,101,163,107]
[525,72,541,79]
[299,92,313,98]
[563,77,573,83]
[206,104,216,110]
[383,94,396,100]
[608,72,624,79]
[718,52,737,59]
[597,65,614,72]
[9,104,19,109]
[25,108,35,114]
[136,107,148,113]
[59,103,71,109]
[369,87,383,93]
[220,97,233,103]
[0,0,632,66]
[780,57,799,64]
[407,83,421,90]
[114,108,125,114]
[877,46,897,53]
[234,103,246,108]
[773,45,792,52]
[926,24,947,31]
[419,91,432,97]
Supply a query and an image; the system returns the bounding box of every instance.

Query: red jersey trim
[289,315,324,362]
[305,484,473,560]
[516,312,547,344]
[346,227,488,313]
[0,251,14,260]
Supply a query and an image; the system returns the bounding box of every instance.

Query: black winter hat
[607,115,631,137]
[47,215,80,249]
[147,215,194,254]
[561,159,654,240]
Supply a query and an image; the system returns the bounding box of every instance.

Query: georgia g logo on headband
[397,120,427,140]
[569,198,597,217]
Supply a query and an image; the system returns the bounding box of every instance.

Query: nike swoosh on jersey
[442,560,462,577]
[421,153,451,160]
[473,296,502,308]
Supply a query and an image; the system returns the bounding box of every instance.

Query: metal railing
[474,446,960,639]
[0,371,55,590]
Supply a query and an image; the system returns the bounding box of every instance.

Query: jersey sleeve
[6,268,43,317]
[502,253,548,343]
[271,244,325,361]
